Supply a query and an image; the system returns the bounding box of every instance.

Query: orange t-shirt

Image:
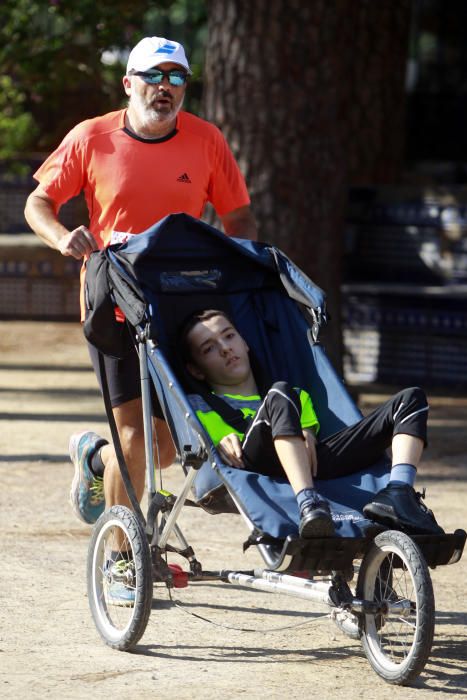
[34,109,250,248]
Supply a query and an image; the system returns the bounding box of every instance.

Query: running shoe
[69,431,108,524]
[104,559,136,607]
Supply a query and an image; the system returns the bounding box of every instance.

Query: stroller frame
[85,214,466,686]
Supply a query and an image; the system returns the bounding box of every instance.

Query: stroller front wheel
[87,505,153,650]
[356,530,435,685]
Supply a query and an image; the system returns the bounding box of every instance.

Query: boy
[180,309,444,539]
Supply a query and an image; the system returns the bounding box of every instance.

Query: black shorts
[87,323,164,418]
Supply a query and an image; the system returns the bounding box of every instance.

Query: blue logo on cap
[155,42,177,54]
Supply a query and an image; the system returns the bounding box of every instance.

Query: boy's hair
[178,309,233,363]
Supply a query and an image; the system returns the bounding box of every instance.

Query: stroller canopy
[84,214,389,539]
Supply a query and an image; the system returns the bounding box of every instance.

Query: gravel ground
[1,321,466,699]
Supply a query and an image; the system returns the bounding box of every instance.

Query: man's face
[186,315,252,389]
[123,61,187,126]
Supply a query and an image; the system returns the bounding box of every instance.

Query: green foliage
[0,0,207,161]
[0,75,38,164]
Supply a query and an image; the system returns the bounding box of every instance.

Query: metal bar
[227,572,332,606]
[158,467,199,548]
[138,340,157,495]
[257,570,333,593]
[172,522,191,550]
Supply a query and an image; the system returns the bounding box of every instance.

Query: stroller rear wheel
[87,505,153,650]
[357,530,434,685]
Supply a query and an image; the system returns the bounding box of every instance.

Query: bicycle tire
[357,530,434,685]
[87,505,153,650]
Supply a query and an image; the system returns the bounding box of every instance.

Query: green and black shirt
[188,388,320,447]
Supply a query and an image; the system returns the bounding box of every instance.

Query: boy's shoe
[299,498,335,538]
[69,431,108,524]
[104,559,136,607]
[363,483,444,536]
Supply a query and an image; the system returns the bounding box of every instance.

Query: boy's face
[186,314,251,388]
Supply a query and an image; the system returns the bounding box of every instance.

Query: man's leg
[70,397,175,607]
[69,333,176,606]
[69,331,175,524]
[100,398,175,573]
[69,406,175,523]
[102,398,175,508]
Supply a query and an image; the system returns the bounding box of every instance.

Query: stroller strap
[197,390,253,434]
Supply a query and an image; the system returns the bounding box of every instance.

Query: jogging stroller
[84,213,466,685]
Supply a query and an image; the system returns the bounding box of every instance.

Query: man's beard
[130,90,183,128]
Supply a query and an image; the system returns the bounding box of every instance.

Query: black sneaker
[363,483,444,536]
[299,499,335,538]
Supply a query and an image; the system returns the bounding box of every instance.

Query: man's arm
[221,205,258,241]
[25,185,97,259]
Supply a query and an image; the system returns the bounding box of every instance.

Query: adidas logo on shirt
[177,173,192,183]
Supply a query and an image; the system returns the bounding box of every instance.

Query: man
[180,309,444,538]
[24,38,258,538]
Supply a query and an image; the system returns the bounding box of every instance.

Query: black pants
[87,322,164,418]
[241,382,429,480]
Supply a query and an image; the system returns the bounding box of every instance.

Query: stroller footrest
[259,535,370,573]
[411,530,466,567]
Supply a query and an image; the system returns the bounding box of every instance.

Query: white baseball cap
[126,36,192,75]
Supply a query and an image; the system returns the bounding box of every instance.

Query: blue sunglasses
[133,69,188,87]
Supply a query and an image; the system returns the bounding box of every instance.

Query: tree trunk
[202,0,411,371]
[339,1,411,184]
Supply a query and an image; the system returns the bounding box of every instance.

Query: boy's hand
[303,429,318,477]
[218,434,245,468]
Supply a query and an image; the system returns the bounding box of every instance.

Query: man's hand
[57,225,98,259]
[303,429,318,477]
[25,186,98,258]
[217,433,245,468]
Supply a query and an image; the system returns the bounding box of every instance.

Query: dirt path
[1,321,466,699]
